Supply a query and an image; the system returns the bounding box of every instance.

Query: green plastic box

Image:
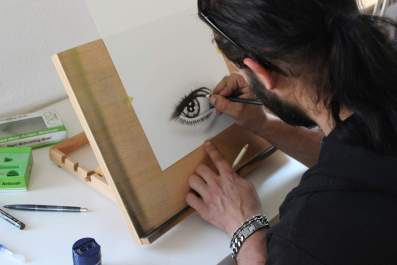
[0,147,33,191]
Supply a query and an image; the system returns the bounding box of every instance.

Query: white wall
[0,0,98,116]
[84,0,195,37]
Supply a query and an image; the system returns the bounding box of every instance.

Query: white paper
[84,2,233,170]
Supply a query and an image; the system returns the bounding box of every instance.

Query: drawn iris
[171,87,214,125]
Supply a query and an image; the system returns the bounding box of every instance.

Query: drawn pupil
[171,87,214,125]
[183,98,201,118]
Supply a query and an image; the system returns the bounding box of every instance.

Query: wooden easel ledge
[50,133,114,201]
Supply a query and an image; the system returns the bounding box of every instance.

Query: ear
[243,58,278,90]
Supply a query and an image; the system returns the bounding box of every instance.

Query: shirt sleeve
[266,234,323,265]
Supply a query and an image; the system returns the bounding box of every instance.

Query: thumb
[209,95,241,119]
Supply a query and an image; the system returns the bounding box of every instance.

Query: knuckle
[223,174,236,183]
[188,175,197,186]
[221,162,231,170]
[230,73,239,79]
[196,164,206,173]
[204,191,214,200]
[216,99,227,111]
[213,177,222,187]
[218,160,228,168]
[186,194,195,205]
[207,146,217,155]
[211,180,223,192]
[226,170,236,177]
[211,177,220,186]
[212,186,222,196]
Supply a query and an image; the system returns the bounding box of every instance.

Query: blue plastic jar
[72,238,101,265]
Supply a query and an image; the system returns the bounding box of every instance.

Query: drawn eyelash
[174,111,214,126]
[171,87,214,126]
[171,87,211,119]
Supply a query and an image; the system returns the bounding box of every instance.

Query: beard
[246,70,317,128]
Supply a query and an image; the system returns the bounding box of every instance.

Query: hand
[210,74,268,135]
[186,141,263,237]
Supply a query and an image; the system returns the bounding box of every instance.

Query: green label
[0,125,66,143]
[0,176,26,189]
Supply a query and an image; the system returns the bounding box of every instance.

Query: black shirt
[267,115,397,265]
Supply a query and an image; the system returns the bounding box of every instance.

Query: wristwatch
[230,215,270,259]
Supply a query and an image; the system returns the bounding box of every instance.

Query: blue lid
[72,238,101,265]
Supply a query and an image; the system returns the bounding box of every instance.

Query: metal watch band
[230,215,270,259]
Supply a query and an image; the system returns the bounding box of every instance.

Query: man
[186,0,397,264]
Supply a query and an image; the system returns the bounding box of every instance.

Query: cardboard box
[0,111,67,149]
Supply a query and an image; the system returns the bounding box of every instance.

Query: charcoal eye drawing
[95,9,232,170]
[171,87,215,126]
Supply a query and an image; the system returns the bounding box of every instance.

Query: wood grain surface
[52,39,273,244]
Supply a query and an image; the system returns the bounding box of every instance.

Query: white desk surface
[0,99,307,265]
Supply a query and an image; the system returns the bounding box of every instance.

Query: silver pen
[4,204,88,213]
[0,208,25,230]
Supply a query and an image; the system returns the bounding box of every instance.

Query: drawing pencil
[206,94,263,106]
[232,144,249,169]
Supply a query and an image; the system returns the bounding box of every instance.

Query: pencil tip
[81,208,89,212]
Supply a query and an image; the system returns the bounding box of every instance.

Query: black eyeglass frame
[198,1,288,76]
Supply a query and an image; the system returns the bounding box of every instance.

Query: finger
[219,86,238,97]
[188,174,209,198]
[235,73,248,88]
[213,76,229,94]
[204,141,232,174]
[186,192,207,214]
[221,74,246,97]
[196,164,217,186]
[219,77,240,97]
[209,95,244,119]
[220,86,254,99]
[213,74,244,97]
[239,92,256,99]
[240,87,256,97]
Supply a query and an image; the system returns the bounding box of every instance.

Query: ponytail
[326,14,397,153]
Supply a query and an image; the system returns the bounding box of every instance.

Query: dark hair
[202,0,397,154]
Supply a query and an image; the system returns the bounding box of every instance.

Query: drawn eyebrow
[171,87,212,121]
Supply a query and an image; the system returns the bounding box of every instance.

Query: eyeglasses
[197,0,288,76]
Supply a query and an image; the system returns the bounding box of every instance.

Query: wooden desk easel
[51,39,275,245]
